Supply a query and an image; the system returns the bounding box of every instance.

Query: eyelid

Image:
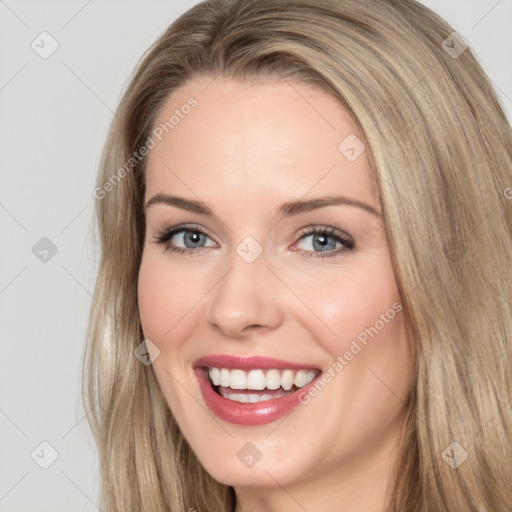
[295,224,355,246]
[154,223,216,243]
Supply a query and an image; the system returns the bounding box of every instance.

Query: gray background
[1,1,511,510]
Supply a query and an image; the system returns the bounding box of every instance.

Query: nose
[206,248,284,339]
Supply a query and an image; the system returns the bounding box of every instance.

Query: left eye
[297,232,344,252]
[291,227,355,259]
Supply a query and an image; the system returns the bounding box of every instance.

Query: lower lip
[195,367,321,426]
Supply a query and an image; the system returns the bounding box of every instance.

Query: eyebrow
[144,193,382,218]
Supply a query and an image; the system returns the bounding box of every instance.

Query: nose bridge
[206,240,282,337]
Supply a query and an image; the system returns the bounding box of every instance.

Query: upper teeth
[208,367,318,391]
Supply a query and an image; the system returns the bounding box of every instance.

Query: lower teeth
[216,386,296,403]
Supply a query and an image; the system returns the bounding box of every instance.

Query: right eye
[153,224,217,256]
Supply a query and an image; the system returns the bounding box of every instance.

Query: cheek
[287,254,410,399]
[137,253,205,340]
[137,258,171,339]
[290,260,401,345]
[137,256,195,413]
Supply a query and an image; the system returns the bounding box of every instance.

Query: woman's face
[138,75,413,499]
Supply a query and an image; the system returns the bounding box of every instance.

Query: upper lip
[194,354,321,371]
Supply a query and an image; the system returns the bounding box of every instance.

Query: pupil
[186,231,202,246]
[313,234,335,251]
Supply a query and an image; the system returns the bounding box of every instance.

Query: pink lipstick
[194,355,322,426]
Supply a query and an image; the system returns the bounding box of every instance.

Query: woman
[83,0,512,510]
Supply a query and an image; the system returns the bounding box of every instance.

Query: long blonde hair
[83,0,512,510]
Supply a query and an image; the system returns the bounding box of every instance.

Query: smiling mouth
[202,366,321,403]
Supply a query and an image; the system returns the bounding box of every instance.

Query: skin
[137,75,414,512]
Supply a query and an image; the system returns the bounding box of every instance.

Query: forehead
[144,76,378,210]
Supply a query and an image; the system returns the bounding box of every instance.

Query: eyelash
[153,223,355,260]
